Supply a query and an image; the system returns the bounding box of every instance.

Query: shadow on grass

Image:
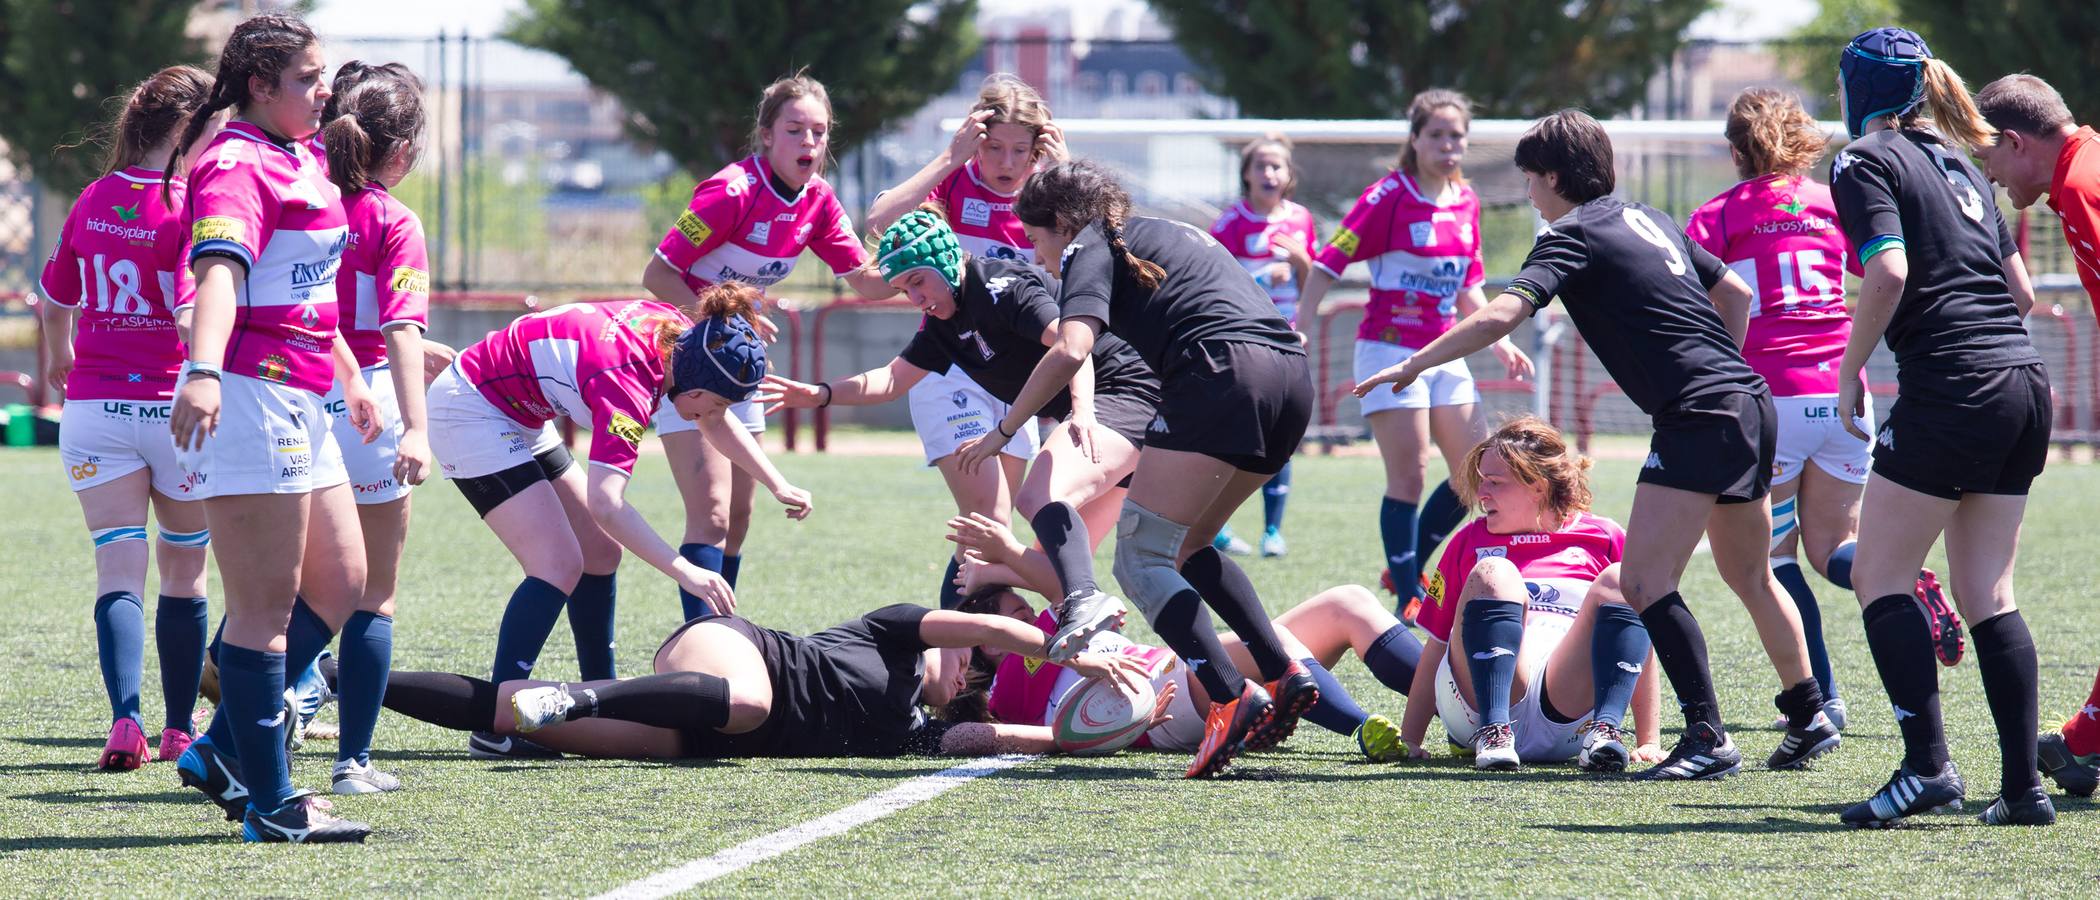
[1673,800,1855,816]
[1525,818,1853,836]
[7,737,106,749]
[0,834,226,852]
[0,762,103,776]
[12,787,200,806]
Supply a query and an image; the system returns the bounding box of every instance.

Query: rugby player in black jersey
[1827,28,2053,828]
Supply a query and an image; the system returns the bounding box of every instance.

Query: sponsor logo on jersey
[607,412,645,447]
[958,330,995,362]
[1021,656,1045,674]
[1505,281,1545,308]
[747,220,772,243]
[984,244,1020,261]
[1508,533,1551,545]
[1424,570,1444,603]
[390,266,430,296]
[1830,152,1860,179]
[299,303,321,330]
[192,216,247,246]
[950,390,970,409]
[111,202,142,222]
[961,197,993,227]
[1476,546,1507,561]
[86,218,156,241]
[1328,226,1360,258]
[984,275,1015,303]
[1409,221,1435,247]
[674,209,713,247]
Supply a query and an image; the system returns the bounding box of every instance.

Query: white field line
[590,754,1039,899]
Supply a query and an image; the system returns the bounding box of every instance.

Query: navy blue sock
[1362,624,1422,694]
[1773,560,1838,699]
[1379,497,1420,607]
[1299,658,1369,735]
[335,611,393,766]
[1413,481,1468,595]
[207,615,223,666]
[678,543,724,621]
[155,595,208,732]
[1461,598,1525,726]
[1589,604,1650,729]
[94,591,146,725]
[217,643,292,814]
[722,555,742,589]
[203,596,332,754]
[1262,462,1290,533]
[569,572,618,681]
[492,576,569,683]
[1151,588,1247,704]
[939,556,966,610]
[1824,541,1856,591]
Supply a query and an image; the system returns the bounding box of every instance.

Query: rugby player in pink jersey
[1211,134,1319,558]
[313,61,432,795]
[40,66,219,773]
[1298,90,1532,621]
[1688,90,1960,739]
[639,73,890,617]
[165,15,381,843]
[863,74,1070,609]
[1400,417,1662,772]
[427,282,811,757]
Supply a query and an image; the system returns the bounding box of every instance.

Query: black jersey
[1506,196,1764,415]
[899,257,1159,420]
[1829,127,2040,378]
[1057,216,1301,377]
[728,604,936,758]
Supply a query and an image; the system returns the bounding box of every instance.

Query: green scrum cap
[876,209,964,290]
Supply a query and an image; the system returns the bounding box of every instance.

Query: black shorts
[1092,384,1159,448]
[452,444,575,518]
[1873,363,2051,500]
[1146,340,1312,476]
[1638,389,1775,504]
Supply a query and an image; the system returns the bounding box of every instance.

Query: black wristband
[996,419,1015,438]
[818,382,833,408]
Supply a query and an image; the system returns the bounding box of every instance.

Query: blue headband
[668,314,768,403]
[1840,27,1932,139]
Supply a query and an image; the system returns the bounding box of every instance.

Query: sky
[310,0,1825,43]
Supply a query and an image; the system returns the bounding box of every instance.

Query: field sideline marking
[590,753,1039,898]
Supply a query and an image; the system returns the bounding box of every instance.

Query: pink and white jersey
[988,610,1179,749]
[653,156,867,294]
[1420,512,1624,644]
[928,160,1033,263]
[1210,200,1319,307]
[1687,175,1853,396]
[39,167,194,401]
[187,121,348,395]
[335,183,430,368]
[1314,172,1486,347]
[303,134,328,177]
[455,299,688,473]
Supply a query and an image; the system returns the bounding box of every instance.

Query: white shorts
[1141,657,1204,752]
[58,399,200,499]
[325,363,411,505]
[1772,393,1873,486]
[1436,579,1595,762]
[654,396,765,436]
[427,364,564,481]
[1354,340,1478,415]
[175,373,346,499]
[907,368,1039,465]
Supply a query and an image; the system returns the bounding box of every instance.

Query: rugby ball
[1052,675,1156,756]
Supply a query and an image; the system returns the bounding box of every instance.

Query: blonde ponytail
[1908,58,1995,150]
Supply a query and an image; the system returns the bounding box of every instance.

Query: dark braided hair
[161,14,320,203]
[321,64,426,197]
[1015,159,1165,290]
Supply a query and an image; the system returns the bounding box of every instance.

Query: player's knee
[1463,555,1523,598]
[722,686,771,734]
[527,544,585,594]
[1111,502,1192,622]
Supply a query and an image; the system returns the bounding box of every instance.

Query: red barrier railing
[2,291,48,407]
[1312,298,1368,429]
[809,298,917,451]
[430,291,539,309]
[2040,305,2081,446]
[773,303,806,451]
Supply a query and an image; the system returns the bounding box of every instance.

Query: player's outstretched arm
[585,464,735,613]
[758,356,930,413]
[1355,291,1527,397]
[695,409,812,518]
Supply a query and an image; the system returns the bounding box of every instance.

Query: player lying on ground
[1397,417,1662,772]
[370,604,1168,759]
[945,577,1424,761]
[762,209,1162,607]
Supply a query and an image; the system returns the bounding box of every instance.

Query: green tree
[504,0,979,177]
[1150,0,1712,119]
[1775,0,1898,113]
[1894,0,2100,127]
[0,1,204,196]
